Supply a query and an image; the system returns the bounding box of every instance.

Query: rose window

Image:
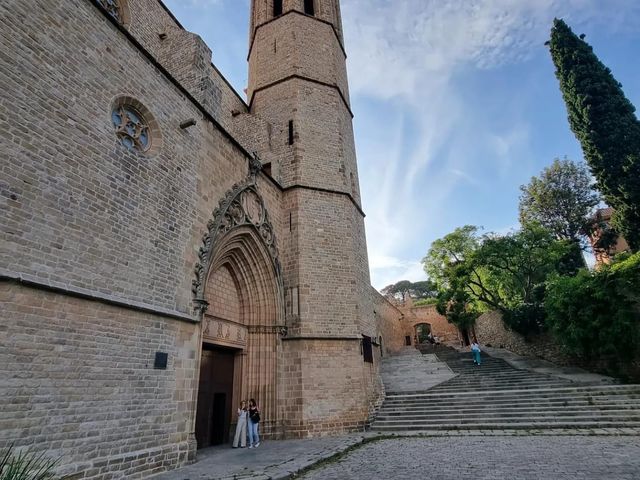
[98,0,121,22]
[111,105,151,152]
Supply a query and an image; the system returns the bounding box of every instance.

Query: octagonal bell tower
[247,0,380,435]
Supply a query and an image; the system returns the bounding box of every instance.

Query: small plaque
[154,351,168,370]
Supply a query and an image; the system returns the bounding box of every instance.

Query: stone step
[371,421,640,431]
[427,379,570,385]
[382,396,640,408]
[381,398,640,408]
[423,382,571,391]
[379,401,640,415]
[376,409,640,420]
[373,412,640,422]
[375,345,638,433]
[385,385,640,398]
[373,417,640,428]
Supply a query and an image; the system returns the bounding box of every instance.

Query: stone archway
[191,158,285,446]
[414,322,432,344]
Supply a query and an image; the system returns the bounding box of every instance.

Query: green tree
[476,226,569,333]
[380,280,412,302]
[423,225,481,290]
[549,19,640,251]
[380,280,437,302]
[423,226,484,328]
[545,252,640,376]
[423,225,569,334]
[434,287,481,330]
[519,158,599,244]
[410,280,438,300]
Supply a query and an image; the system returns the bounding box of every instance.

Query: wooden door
[195,347,236,448]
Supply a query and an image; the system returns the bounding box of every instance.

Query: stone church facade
[0,0,400,478]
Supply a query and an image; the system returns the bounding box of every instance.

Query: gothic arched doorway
[192,170,285,448]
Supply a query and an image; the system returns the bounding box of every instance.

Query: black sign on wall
[154,351,168,369]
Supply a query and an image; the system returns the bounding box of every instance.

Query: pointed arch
[192,168,283,321]
[205,225,284,328]
[192,167,285,438]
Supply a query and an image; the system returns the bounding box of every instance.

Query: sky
[163,0,640,290]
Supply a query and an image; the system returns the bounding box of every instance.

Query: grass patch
[0,444,66,480]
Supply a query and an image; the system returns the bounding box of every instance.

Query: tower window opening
[304,0,315,16]
[288,120,294,145]
[273,0,283,17]
[362,335,373,363]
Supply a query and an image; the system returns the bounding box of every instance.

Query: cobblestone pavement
[300,436,640,480]
[150,435,363,480]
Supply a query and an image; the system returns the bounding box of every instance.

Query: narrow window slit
[274,0,283,17]
[288,120,294,145]
[304,0,315,16]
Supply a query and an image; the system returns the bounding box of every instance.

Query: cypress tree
[549,19,640,251]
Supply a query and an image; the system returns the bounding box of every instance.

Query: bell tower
[247,0,353,195]
[247,0,380,435]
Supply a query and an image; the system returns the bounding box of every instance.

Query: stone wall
[405,303,461,345]
[206,265,242,323]
[1,0,283,318]
[0,0,283,477]
[280,339,380,438]
[474,311,573,364]
[475,311,640,380]
[122,0,249,133]
[0,282,199,479]
[372,289,406,355]
[1,1,384,478]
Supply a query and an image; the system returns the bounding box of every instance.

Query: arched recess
[192,158,286,441]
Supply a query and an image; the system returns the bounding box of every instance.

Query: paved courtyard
[150,435,364,480]
[300,436,640,480]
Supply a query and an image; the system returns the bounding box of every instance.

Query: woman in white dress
[232,400,248,448]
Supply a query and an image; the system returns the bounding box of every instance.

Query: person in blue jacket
[471,340,482,366]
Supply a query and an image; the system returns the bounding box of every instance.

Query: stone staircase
[371,345,640,432]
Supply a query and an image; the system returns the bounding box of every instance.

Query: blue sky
[164,0,640,289]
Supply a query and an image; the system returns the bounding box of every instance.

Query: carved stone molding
[192,155,281,314]
[247,325,288,337]
[203,315,248,348]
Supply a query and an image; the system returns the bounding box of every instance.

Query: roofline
[372,288,405,317]
[156,0,249,108]
[89,0,365,220]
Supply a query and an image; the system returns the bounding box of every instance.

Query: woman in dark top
[247,398,260,448]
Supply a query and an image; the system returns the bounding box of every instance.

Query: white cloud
[342,0,639,288]
[343,0,639,101]
[369,254,426,290]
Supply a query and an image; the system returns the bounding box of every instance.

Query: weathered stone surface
[475,310,575,364]
[0,1,386,478]
[301,436,640,480]
[379,347,455,393]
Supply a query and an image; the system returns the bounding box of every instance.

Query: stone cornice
[1,271,198,324]
[281,335,360,341]
[282,184,365,218]
[248,74,353,119]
